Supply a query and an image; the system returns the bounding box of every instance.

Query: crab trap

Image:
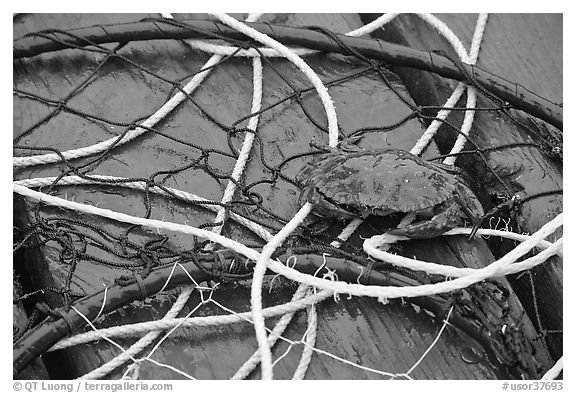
[13,13,563,380]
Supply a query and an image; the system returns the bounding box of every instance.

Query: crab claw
[388,201,462,239]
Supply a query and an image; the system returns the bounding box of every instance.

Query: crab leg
[397,211,418,228]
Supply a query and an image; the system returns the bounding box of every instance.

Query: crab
[297,145,484,239]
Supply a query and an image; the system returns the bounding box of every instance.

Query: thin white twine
[404,306,454,376]
[78,286,196,379]
[122,288,215,380]
[72,295,199,380]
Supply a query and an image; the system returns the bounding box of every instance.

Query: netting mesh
[13,13,563,380]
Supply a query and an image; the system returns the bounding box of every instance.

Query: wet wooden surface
[13,13,558,379]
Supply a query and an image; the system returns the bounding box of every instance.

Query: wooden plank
[13,13,552,379]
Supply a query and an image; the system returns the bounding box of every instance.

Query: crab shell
[298,148,484,238]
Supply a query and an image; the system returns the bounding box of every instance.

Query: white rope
[265,217,562,298]
[13,55,222,168]
[416,13,469,60]
[364,231,562,278]
[540,356,563,380]
[410,14,489,160]
[208,11,263,239]
[346,13,399,37]
[469,14,490,64]
[443,13,489,166]
[210,52,262,237]
[249,203,313,379]
[292,290,317,380]
[410,83,467,156]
